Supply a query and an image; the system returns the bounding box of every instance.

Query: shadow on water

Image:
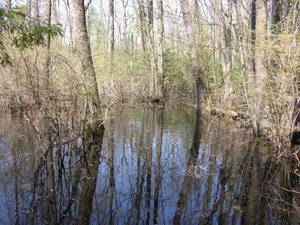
[0,106,299,224]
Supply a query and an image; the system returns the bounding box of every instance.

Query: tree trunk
[248,0,268,135]
[146,0,158,97]
[122,0,128,50]
[34,0,40,23]
[109,0,115,54]
[247,0,258,134]
[222,0,233,107]
[157,0,164,97]
[255,0,268,134]
[71,0,102,123]
[108,0,115,90]
[180,0,206,110]
[66,0,73,46]
[52,0,59,24]
[42,0,52,90]
[27,0,32,20]
[137,0,146,52]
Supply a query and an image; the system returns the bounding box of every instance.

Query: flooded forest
[0,0,300,224]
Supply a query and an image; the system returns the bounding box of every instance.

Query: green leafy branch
[0,7,62,66]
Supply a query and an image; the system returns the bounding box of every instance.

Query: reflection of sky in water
[0,108,299,224]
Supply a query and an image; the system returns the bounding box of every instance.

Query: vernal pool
[0,106,299,224]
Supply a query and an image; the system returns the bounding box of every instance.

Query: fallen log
[210,108,249,121]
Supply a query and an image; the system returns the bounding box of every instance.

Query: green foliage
[88,6,104,43]
[0,40,11,66]
[132,9,142,35]
[207,58,222,85]
[0,7,61,66]
[163,49,192,90]
[231,62,245,86]
[132,49,148,73]
[199,48,216,84]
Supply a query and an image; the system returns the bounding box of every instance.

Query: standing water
[0,106,299,224]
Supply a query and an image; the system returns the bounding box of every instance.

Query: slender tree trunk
[27,0,32,18]
[109,0,115,89]
[71,0,102,123]
[52,0,59,24]
[122,0,128,50]
[109,0,114,54]
[137,0,146,52]
[66,0,73,46]
[212,0,221,105]
[214,0,222,62]
[248,0,268,135]
[255,0,268,134]
[247,0,258,134]
[146,0,158,97]
[86,5,91,35]
[180,0,206,110]
[42,0,52,90]
[232,0,248,107]
[157,0,164,97]
[193,0,201,44]
[217,1,233,108]
[222,0,233,107]
[34,0,41,23]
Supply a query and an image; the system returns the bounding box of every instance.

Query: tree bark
[71,0,102,121]
[222,0,233,107]
[27,0,32,20]
[180,0,206,110]
[248,0,268,135]
[52,0,59,24]
[122,0,128,50]
[255,0,268,134]
[108,0,115,89]
[137,0,146,52]
[146,0,158,97]
[109,0,115,54]
[34,0,41,23]
[157,0,164,97]
[42,0,52,89]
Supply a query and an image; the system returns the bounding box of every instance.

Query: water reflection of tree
[107,117,118,224]
[77,127,104,224]
[14,115,105,224]
[2,107,300,224]
[154,110,163,224]
[121,108,164,224]
[173,110,203,224]
[172,112,300,224]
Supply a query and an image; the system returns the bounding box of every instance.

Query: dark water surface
[0,106,299,224]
